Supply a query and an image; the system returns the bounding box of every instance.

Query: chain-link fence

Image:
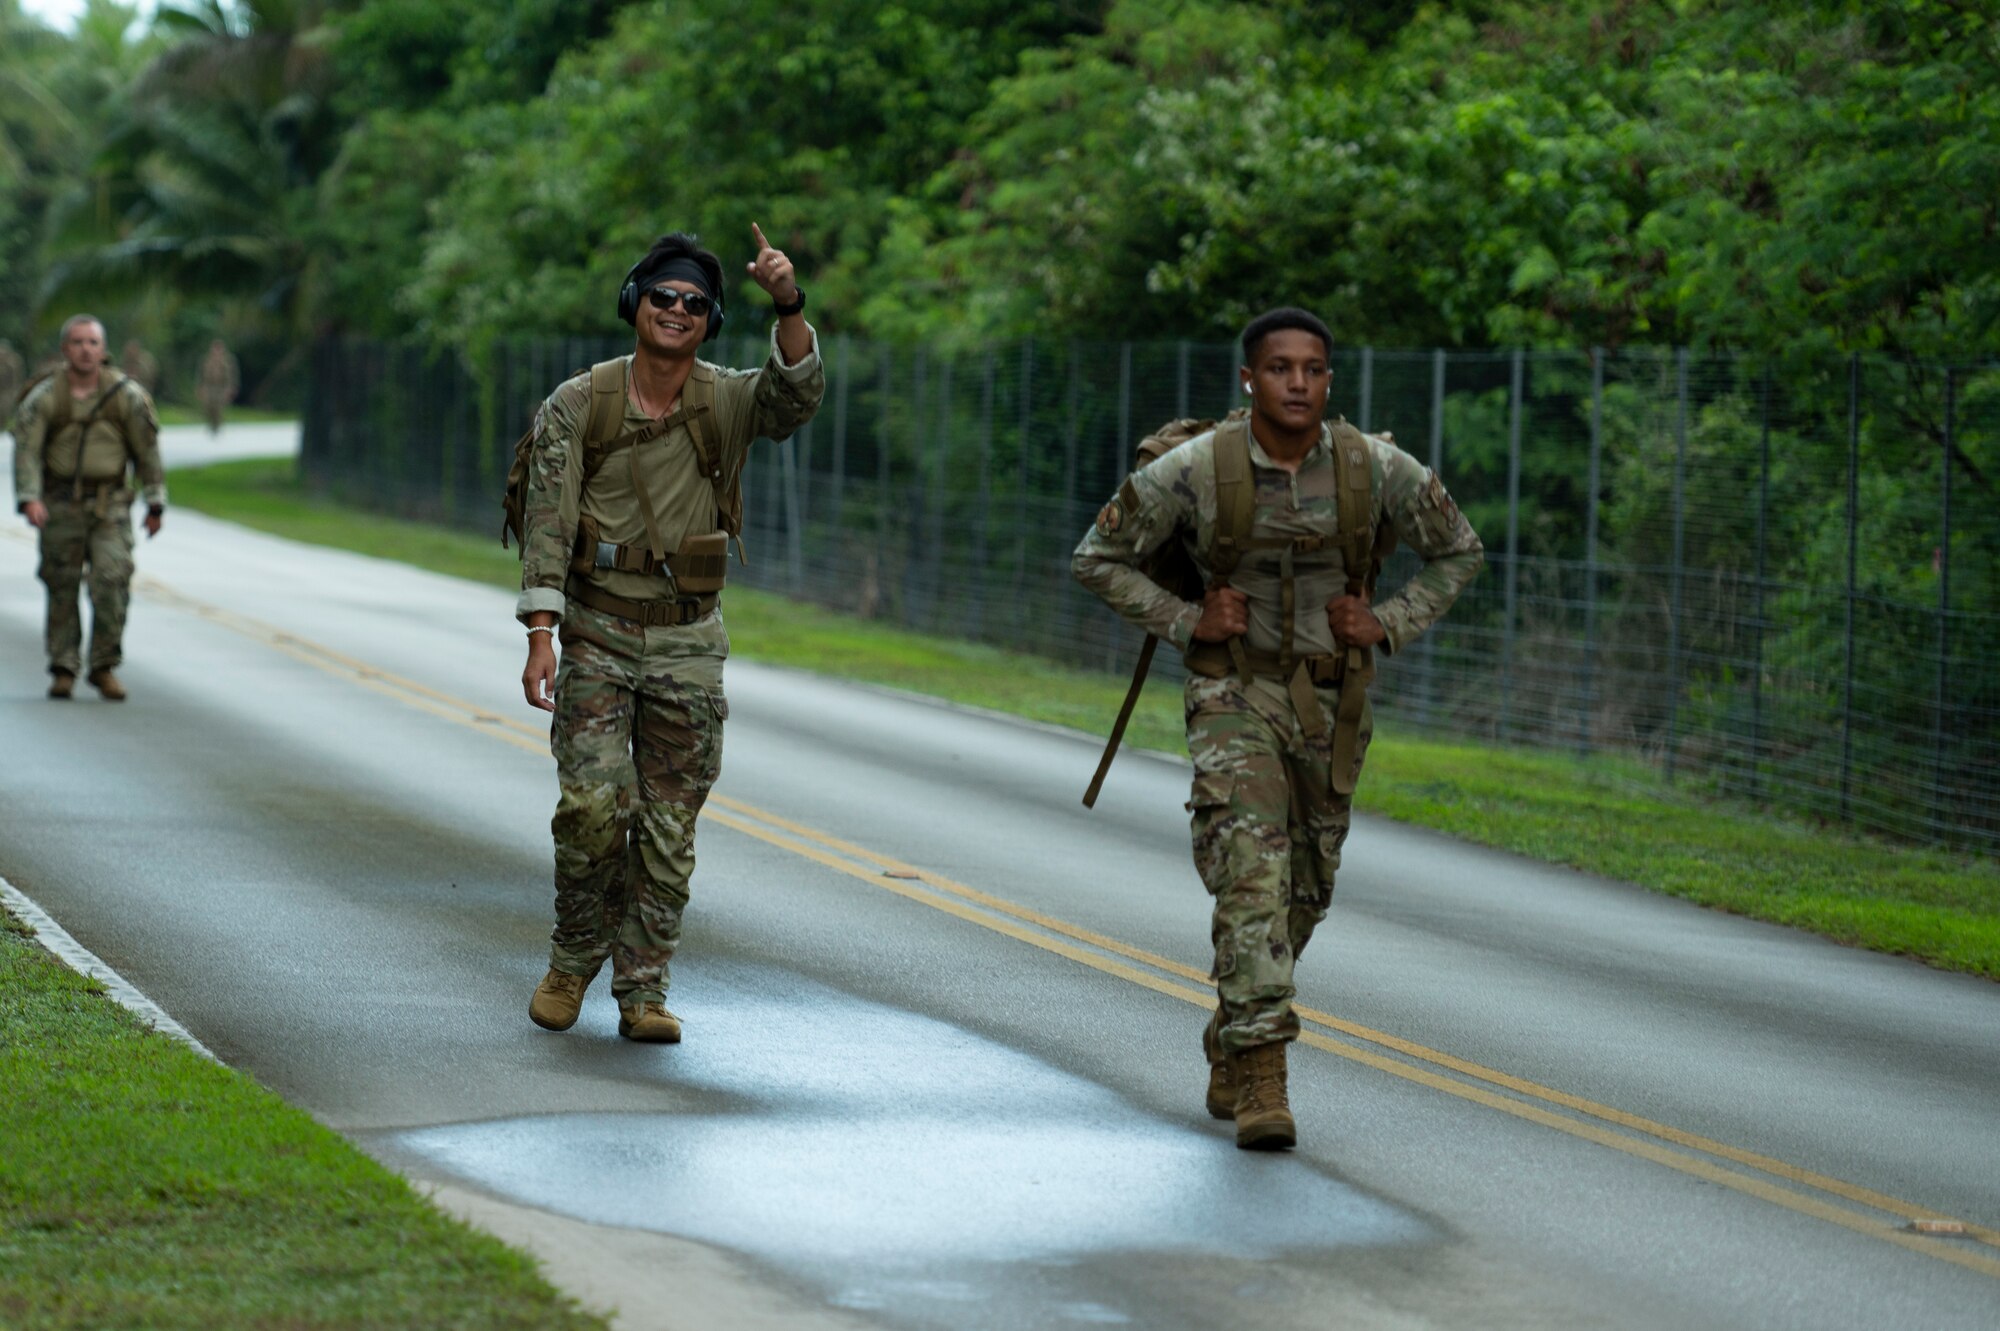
[303,335,2000,853]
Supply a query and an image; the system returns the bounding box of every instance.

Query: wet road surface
[1,474,1996,1329]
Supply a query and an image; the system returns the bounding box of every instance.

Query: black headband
[636,257,718,305]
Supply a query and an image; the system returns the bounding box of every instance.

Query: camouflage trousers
[37,493,136,677]
[547,605,727,1006]
[1186,671,1371,1054]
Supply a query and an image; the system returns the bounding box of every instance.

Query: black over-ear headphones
[618,256,725,341]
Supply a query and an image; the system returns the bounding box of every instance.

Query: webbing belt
[588,539,731,586]
[566,578,717,627]
[42,473,124,519]
[1184,639,1370,792]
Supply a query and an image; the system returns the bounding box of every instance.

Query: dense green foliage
[3,0,1997,367]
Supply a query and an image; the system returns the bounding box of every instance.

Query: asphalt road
[1,452,1996,1330]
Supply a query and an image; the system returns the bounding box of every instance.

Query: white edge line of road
[0,873,219,1062]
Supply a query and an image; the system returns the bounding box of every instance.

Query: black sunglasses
[646,286,715,317]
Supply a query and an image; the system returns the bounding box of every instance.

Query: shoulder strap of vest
[40,375,71,434]
[1328,418,1377,596]
[678,362,745,559]
[1207,417,1254,582]
[581,359,627,467]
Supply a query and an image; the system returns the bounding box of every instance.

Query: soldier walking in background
[11,315,166,702]
[513,226,822,1042]
[0,340,23,430]
[119,340,160,398]
[1073,308,1484,1150]
[197,338,239,434]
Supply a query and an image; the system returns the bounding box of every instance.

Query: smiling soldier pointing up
[513,226,823,1042]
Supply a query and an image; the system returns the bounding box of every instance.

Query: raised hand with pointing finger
[747,222,812,366]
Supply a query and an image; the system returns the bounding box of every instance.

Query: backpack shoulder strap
[679,362,745,560]
[1207,417,1254,582]
[1327,418,1383,796]
[36,374,70,434]
[1329,418,1377,596]
[580,359,628,471]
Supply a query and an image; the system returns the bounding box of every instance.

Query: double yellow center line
[137,573,2000,1281]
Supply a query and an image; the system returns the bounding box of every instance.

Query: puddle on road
[393,964,1428,1325]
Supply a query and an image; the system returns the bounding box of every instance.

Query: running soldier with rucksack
[1073,307,1483,1150]
[512,227,821,1043]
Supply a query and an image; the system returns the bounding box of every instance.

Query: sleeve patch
[1096,498,1125,537]
[1426,474,1460,524]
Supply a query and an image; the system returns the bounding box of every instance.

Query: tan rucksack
[1082,410,1394,807]
[501,358,744,560]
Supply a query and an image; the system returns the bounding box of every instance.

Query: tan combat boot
[1233,1042,1297,1151]
[528,965,600,1031]
[618,1000,682,1043]
[1203,1009,1236,1120]
[47,671,75,700]
[87,669,126,701]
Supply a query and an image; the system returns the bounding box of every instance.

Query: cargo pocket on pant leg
[1188,770,1236,895]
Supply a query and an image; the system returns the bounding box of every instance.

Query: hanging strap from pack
[1210,417,1256,684]
[1083,422,1256,809]
[1328,421,1378,796]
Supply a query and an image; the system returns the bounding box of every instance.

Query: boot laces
[1238,1048,1288,1114]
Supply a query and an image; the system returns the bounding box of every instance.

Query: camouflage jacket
[1072,419,1483,659]
[12,370,165,509]
[515,325,825,672]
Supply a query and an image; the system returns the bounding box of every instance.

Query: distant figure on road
[119,340,160,398]
[197,338,239,434]
[514,226,822,1042]
[1073,308,1484,1150]
[11,315,166,702]
[0,340,23,431]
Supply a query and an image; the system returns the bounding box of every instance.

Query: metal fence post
[1358,346,1374,433]
[831,336,849,529]
[1418,348,1445,728]
[1112,342,1133,670]
[780,434,804,594]
[1751,369,1772,798]
[876,344,892,616]
[1582,347,1603,755]
[1841,353,1859,821]
[1117,343,1132,461]
[1016,340,1033,626]
[1062,342,1081,653]
[1934,368,1954,834]
[1501,349,1523,742]
[974,351,995,638]
[930,357,953,630]
[1176,340,1190,418]
[907,348,929,622]
[1666,348,1688,781]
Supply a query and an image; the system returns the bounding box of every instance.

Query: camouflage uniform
[119,342,160,398]
[197,342,239,434]
[12,371,165,678]
[1073,419,1482,1053]
[0,342,23,430]
[518,326,824,1007]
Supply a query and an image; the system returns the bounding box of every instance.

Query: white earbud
[1242,383,1252,395]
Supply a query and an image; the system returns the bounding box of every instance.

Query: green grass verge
[0,910,606,1330]
[169,457,2000,979]
[155,405,297,428]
